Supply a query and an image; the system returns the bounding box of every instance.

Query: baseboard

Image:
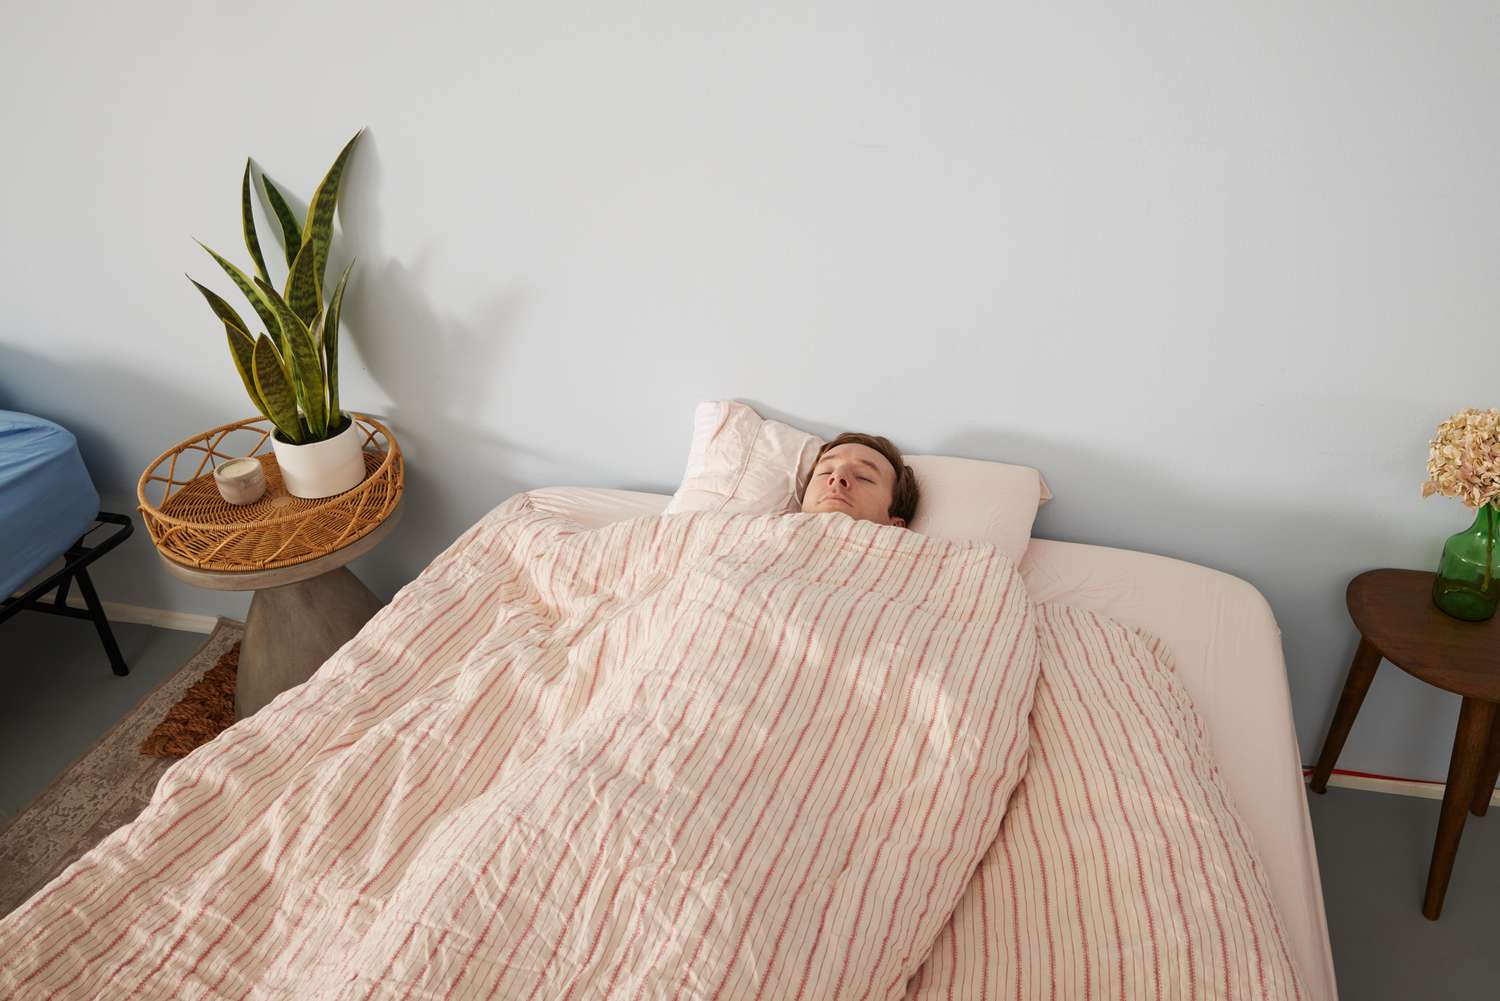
[9,583,226,634]
[82,598,221,634]
[1305,768,1500,808]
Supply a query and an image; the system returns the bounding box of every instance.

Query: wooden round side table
[1310,568,1500,920]
[137,415,404,720]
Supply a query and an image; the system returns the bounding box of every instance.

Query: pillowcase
[664,400,823,516]
[904,454,1051,560]
[665,400,1051,563]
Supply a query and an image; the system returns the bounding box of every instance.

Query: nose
[827,469,848,488]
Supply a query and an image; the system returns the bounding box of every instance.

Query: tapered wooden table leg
[1470,713,1500,817]
[1310,637,1383,794]
[1424,697,1497,920]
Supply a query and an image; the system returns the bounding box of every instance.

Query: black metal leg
[1,512,134,676]
[54,573,73,609]
[74,566,128,676]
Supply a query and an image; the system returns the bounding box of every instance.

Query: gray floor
[3,616,1498,998]
[1307,785,1500,999]
[0,610,208,825]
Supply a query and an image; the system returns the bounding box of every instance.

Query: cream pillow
[664,400,822,515]
[905,454,1051,559]
[665,400,1051,562]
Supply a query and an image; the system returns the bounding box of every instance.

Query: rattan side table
[138,415,404,719]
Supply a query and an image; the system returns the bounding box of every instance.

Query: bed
[0,411,133,675]
[0,485,1337,999]
[0,411,100,599]
[528,486,1339,1000]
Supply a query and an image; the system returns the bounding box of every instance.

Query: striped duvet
[909,606,1308,1001]
[1,498,1043,1000]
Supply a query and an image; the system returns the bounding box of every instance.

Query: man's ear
[890,516,907,528]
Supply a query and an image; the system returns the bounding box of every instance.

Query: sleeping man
[799,431,920,528]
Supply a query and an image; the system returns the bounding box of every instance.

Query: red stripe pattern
[906,603,1309,1001]
[0,497,1038,1001]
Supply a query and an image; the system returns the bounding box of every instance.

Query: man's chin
[804,504,856,519]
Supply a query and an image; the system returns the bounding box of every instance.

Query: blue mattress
[1,411,100,598]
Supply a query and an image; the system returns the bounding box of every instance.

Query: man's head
[799,432,920,527]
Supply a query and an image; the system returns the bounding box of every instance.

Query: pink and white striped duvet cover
[0,497,1041,1000]
[907,604,1308,1001]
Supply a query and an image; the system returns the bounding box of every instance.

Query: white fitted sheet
[524,487,1338,1000]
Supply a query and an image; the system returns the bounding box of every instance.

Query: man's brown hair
[807,432,921,525]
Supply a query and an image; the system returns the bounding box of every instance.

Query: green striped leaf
[253,277,311,421]
[261,174,303,269]
[323,261,353,422]
[302,130,363,293]
[309,309,339,433]
[188,277,250,337]
[284,237,321,328]
[225,324,269,420]
[198,242,286,358]
[241,161,271,286]
[252,333,303,443]
[255,278,327,438]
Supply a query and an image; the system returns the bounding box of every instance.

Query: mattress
[0,411,99,598]
[526,485,1340,1001]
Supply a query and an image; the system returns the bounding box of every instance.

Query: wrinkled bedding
[909,604,1308,1000]
[0,498,1042,1000]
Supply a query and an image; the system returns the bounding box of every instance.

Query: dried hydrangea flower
[1425,408,1500,508]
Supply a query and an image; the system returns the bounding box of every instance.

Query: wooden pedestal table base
[157,503,402,720]
[238,567,385,719]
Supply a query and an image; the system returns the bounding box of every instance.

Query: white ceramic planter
[271,418,366,499]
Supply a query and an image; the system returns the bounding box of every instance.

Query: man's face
[800,442,906,527]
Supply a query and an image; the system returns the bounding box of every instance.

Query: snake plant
[188,131,362,445]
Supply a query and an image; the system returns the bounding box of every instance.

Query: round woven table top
[138,414,403,575]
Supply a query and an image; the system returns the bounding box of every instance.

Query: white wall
[4,1,1497,782]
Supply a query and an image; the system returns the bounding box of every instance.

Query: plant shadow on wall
[330,132,536,589]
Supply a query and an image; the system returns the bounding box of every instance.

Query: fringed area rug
[139,641,238,757]
[0,619,243,917]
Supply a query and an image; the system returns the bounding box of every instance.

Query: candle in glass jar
[214,457,267,505]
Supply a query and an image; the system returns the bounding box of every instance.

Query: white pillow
[664,401,823,516]
[665,400,1051,561]
[904,454,1051,559]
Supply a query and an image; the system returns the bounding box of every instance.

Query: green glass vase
[1432,503,1500,621]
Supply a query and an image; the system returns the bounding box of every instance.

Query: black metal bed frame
[1,512,135,675]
